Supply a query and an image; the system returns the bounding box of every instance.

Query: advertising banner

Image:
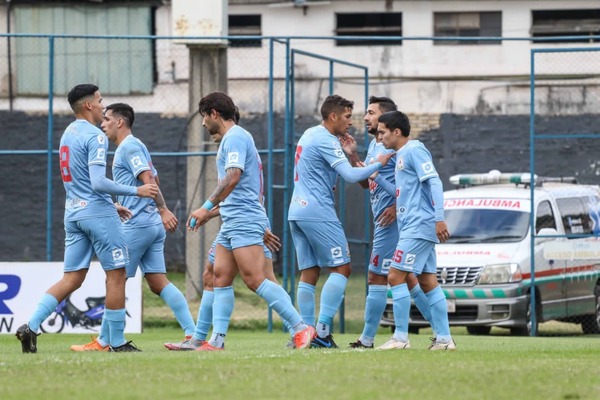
[0,262,142,334]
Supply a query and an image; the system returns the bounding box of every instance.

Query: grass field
[2,273,599,399]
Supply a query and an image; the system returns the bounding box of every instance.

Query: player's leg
[301,220,351,348]
[17,221,91,353]
[419,249,455,350]
[406,272,434,334]
[140,224,194,338]
[290,220,319,327]
[262,247,294,338]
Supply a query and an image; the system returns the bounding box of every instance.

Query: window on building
[13,4,154,96]
[434,11,502,45]
[335,13,402,46]
[531,9,600,43]
[229,15,262,48]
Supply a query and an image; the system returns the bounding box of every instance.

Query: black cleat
[109,341,142,352]
[348,339,374,349]
[310,334,338,349]
[16,324,39,353]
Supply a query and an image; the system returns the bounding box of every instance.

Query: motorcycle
[40,295,107,333]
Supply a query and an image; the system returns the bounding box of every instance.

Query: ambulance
[381,171,600,335]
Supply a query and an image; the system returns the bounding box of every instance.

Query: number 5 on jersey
[294,146,303,182]
[60,146,72,182]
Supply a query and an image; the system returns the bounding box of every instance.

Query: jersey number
[371,254,379,267]
[392,250,403,263]
[59,146,72,182]
[294,146,303,182]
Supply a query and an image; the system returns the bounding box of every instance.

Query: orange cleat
[293,326,317,350]
[70,336,109,352]
[195,341,224,352]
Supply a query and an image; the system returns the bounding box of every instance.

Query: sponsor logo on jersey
[228,152,239,164]
[112,248,125,262]
[331,246,343,260]
[405,253,416,265]
[398,206,406,214]
[97,148,105,159]
[97,135,105,144]
[382,258,391,272]
[421,161,434,174]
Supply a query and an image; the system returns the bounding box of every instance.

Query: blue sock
[317,273,348,337]
[212,286,235,336]
[29,293,59,333]
[160,283,195,336]
[194,290,214,341]
[104,308,127,347]
[256,280,304,333]
[360,285,388,343]
[391,283,410,343]
[297,282,316,326]
[410,284,434,331]
[426,286,451,342]
[97,317,109,347]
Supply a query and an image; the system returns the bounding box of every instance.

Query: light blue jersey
[59,119,116,221]
[288,125,348,221]
[113,135,161,228]
[395,140,439,243]
[365,139,396,221]
[217,125,267,224]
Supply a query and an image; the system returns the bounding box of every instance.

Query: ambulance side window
[535,200,556,233]
[556,197,591,237]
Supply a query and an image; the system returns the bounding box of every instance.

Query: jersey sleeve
[223,133,247,172]
[320,135,347,169]
[123,141,152,178]
[412,145,439,182]
[87,134,108,166]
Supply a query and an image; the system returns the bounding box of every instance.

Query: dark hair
[198,92,236,121]
[369,96,397,114]
[320,94,354,120]
[234,106,240,124]
[378,111,411,137]
[67,83,98,110]
[105,103,135,128]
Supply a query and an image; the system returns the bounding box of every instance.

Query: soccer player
[289,94,394,348]
[377,110,456,350]
[15,84,158,353]
[345,96,434,349]
[187,91,315,351]
[69,103,195,352]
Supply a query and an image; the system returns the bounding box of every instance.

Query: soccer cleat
[348,339,374,349]
[196,342,224,352]
[16,324,39,354]
[70,336,109,352]
[164,337,206,351]
[109,341,142,352]
[293,326,316,350]
[428,338,457,351]
[310,333,338,349]
[376,337,411,350]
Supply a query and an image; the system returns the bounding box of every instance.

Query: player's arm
[89,164,157,198]
[424,176,449,242]
[373,174,396,197]
[187,167,241,231]
[339,133,370,188]
[138,170,178,233]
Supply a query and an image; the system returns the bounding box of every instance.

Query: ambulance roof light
[449,170,537,187]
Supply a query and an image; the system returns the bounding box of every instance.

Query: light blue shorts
[216,217,267,251]
[64,215,128,272]
[390,238,437,275]
[368,222,398,276]
[208,239,272,264]
[289,220,350,270]
[124,222,166,278]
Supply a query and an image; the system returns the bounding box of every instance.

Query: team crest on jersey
[228,152,239,164]
[397,158,404,170]
[97,135,105,144]
[331,246,343,260]
[130,155,143,168]
[398,206,406,214]
[421,161,434,174]
[96,148,105,159]
[405,253,416,265]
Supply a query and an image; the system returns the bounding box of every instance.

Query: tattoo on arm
[208,168,241,205]
[154,187,167,209]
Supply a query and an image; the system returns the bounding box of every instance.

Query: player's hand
[263,228,281,253]
[159,207,178,233]
[115,204,132,222]
[376,151,395,166]
[339,133,358,156]
[137,183,159,198]
[376,204,396,228]
[436,221,450,243]
[187,207,210,231]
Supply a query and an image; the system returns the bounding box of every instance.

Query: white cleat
[376,337,411,350]
[428,338,457,351]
